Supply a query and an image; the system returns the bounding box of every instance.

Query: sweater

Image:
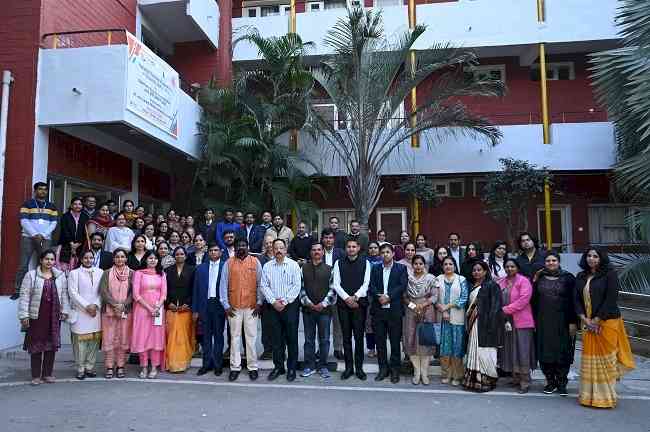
[301,261,335,312]
[19,198,59,239]
[289,234,313,261]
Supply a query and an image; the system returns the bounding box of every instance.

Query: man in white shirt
[260,239,302,382]
[192,242,229,376]
[331,238,371,380]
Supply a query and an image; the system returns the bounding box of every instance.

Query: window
[530,62,575,81]
[432,179,465,198]
[588,205,649,245]
[473,178,487,197]
[306,1,324,12]
[347,0,363,7]
[244,7,257,17]
[312,103,351,130]
[244,4,284,17]
[374,0,401,7]
[261,5,281,16]
[464,65,506,83]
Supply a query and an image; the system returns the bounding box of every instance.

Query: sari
[86,215,114,248]
[165,309,195,372]
[579,279,635,408]
[463,285,499,392]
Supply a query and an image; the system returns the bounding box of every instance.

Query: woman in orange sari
[164,246,195,372]
[574,247,635,408]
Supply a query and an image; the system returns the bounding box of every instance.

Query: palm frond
[611,253,650,294]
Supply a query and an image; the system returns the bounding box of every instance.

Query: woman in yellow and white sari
[574,248,635,408]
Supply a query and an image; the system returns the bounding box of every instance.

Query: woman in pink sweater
[497,258,536,393]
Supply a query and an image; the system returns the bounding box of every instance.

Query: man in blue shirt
[216,209,240,250]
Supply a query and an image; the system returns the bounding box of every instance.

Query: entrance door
[537,205,573,252]
[320,209,356,235]
[376,208,407,244]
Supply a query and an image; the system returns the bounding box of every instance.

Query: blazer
[574,269,621,321]
[18,267,70,320]
[165,264,195,307]
[499,273,535,329]
[368,262,408,315]
[97,250,114,270]
[58,211,90,262]
[192,259,227,316]
[322,247,345,266]
[237,225,265,253]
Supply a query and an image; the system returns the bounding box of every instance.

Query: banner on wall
[125,31,179,138]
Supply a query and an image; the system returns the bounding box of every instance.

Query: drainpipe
[0,70,14,256]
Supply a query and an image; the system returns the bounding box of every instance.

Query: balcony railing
[41,29,196,98]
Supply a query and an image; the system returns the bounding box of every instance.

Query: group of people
[15,182,636,409]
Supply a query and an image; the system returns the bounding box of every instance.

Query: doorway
[536,205,573,252]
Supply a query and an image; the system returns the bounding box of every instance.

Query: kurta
[533,273,577,365]
[403,273,438,355]
[165,265,195,372]
[68,267,102,335]
[438,276,468,358]
[23,279,61,354]
[498,282,536,374]
[131,270,167,354]
[100,267,133,352]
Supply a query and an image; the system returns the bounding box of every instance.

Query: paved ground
[1,378,650,432]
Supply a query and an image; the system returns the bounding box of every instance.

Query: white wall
[0,298,21,349]
[289,122,616,177]
[37,46,201,159]
[187,0,220,48]
[233,0,619,61]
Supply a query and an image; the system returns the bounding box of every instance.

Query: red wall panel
[40,0,137,36]
[169,41,219,87]
[48,130,132,191]
[139,163,172,201]
[0,0,43,294]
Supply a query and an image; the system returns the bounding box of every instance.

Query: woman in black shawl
[532,251,577,396]
[463,260,504,393]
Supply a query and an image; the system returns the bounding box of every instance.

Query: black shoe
[518,387,529,394]
[196,367,213,376]
[286,370,296,382]
[390,370,400,384]
[214,368,223,376]
[356,370,367,381]
[375,369,389,381]
[260,351,273,361]
[268,368,286,381]
[557,385,568,397]
[341,369,354,380]
[543,383,557,394]
[334,350,344,360]
[228,371,240,381]
[76,372,85,380]
[249,370,259,381]
[85,370,97,378]
[9,293,19,301]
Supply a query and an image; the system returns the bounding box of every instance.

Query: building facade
[0,0,640,347]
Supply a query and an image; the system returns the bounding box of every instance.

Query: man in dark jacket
[515,232,546,280]
[299,242,336,378]
[237,212,264,254]
[329,216,348,250]
[289,221,312,264]
[89,232,113,270]
[321,228,345,359]
[368,243,408,383]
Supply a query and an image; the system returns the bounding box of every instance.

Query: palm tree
[196,32,325,220]
[306,7,504,231]
[590,0,650,293]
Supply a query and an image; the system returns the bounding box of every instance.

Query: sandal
[105,368,114,379]
[30,378,41,386]
[139,368,147,379]
[116,367,126,379]
[85,370,97,378]
[76,371,85,380]
[148,367,158,379]
[42,376,56,384]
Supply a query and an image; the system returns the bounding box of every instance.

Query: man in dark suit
[448,232,465,269]
[368,243,408,383]
[192,242,228,376]
[321,228,345,360]
[237,212,264,254]
[89,232,113,270]
[197,208,218,246]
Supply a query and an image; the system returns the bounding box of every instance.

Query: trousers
[268,299,300,371]
[71,334,100,373]
[303,311,331,370]
[540,362,571,386]
[139,350,162,367]
[201,299,226,370]
[31,351,55,379]
[227,308,258,371]
[337,302,367,372]
[373,308,402,372]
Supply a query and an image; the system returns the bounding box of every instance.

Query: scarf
[112,265,129,282]
[90,214,114,229]
[539,266,564,278]
[141,268,158,275]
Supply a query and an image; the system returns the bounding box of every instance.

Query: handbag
[417,322,441,346]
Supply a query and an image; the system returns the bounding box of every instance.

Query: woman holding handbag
[402,255,438,385]
[463,261,503,393]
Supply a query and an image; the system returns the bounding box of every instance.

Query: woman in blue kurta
[435,256,468,386]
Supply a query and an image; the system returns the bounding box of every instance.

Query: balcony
[139,0,219,48]
[37,30,201,159]
[232,0,619,62]
[282,121,616,176]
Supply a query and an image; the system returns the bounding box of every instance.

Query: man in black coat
[368,243,408,383]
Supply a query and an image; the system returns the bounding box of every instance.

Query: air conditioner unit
[349,0,362,7]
